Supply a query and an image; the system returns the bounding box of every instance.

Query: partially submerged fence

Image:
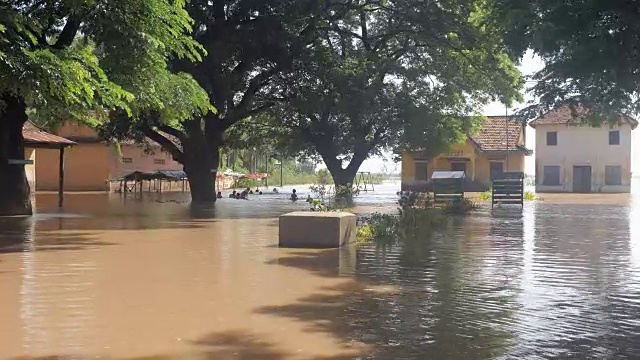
[491,172,524,208]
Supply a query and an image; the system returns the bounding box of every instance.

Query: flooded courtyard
[1,184,640,359]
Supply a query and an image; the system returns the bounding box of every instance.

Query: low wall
[279,212,356,248]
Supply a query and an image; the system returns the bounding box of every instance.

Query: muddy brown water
[1,183,640,359]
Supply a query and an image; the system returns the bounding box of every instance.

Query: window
[546,131,558,146]
[542,165,561,185]
[415,161,428,181]
[121,157,133,164]
[154,159,166,165]
[605,165,622,185]
[609,130,620,145]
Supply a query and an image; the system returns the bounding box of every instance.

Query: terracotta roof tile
[470,116,523,151]
[22,122,75,146]
[530,105,639,129]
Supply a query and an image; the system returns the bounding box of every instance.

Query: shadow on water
[4,184,640,359]
[256,199,640,359]
[0,216,116,255]
[10,330,359,360]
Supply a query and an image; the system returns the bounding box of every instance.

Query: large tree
[101,0,321,203]
[488,0,640,117]
[266,0,523,187]
[0,0,203,215]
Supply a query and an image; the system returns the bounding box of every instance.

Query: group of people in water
[216,187,301,201]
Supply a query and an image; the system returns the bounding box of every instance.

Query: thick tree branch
[226,67,280,124]
[158,125,186,142]
[223,102,275,129]
[53,15,81,49]
[142,126,184,164]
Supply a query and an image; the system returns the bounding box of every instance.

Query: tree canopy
[488,0,640,118]
[98,0,323,202]
[0,0,208,214]
[262,0,523,185]
[0,0,205,122]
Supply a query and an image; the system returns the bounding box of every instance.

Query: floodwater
[1,183,640,359]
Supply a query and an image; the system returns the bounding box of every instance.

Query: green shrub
[316,169,332,185]
[356,223,375,244]
[236,178,257,188]
[478,188,492,201]
[442,198,479,215]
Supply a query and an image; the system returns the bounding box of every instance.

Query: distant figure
[306,195,312,203]
[290,189,298,201]
[249,190,254,195]
[259,191,263,195]
[229,190,237,198]
[217,191,223,199]
[255,188,260,193]
[241,187,250,198]
[273,188,279,194]
[235,193,241,199]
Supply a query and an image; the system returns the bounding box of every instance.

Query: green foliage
[524,191,537,201]
[486,0,640,117]
[442,198,480,215]
[358,208,450,247]
[0,0,205,126]
[479,188,492,201]
[235,178,257,189]
[358,191,478,246]
[259,0,523,187]
[316,169,331,185]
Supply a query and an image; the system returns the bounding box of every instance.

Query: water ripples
[2,185,640,359]
[352,201,640,359]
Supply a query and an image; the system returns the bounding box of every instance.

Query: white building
[530,105,638,193]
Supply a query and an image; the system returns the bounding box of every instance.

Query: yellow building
[401,116,531,192]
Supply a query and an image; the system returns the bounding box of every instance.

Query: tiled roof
[470,116,523,151]
[22,122,75,147]
[63,131,183,151]
[530,105,639,129]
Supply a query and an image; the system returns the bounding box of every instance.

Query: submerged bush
[357,191,479,246]
[442,198,479,215]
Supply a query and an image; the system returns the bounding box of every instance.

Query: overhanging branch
[142,126,185,164]
[53,15,81,49]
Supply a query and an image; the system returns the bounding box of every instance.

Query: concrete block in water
[278,211,356,248]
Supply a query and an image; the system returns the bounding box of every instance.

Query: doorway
[450,162,466,173]
[490,162,504,180]
[572,166,592,193]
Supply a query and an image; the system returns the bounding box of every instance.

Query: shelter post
[58,147,65,207]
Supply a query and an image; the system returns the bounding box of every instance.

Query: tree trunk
[330,168,357,188]
[184,156,216,202]
[182,120,222,203]
[0,95,32,216]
